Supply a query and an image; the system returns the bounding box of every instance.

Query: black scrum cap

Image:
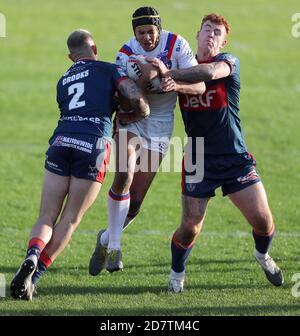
[132,7,161,32]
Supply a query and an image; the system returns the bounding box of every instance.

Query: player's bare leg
[105,130,143,272]
[27,176,100,299]
[89,145,164,275]
[124,147,163,227]
[90,130,139,275]
[110,130,140,195]
[30,171,69,242]
[10,170,69,300]
[169,196,209,293]
[228,182,284,286]
[43,176,101,261]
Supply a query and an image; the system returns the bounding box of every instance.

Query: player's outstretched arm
[146,57,206,95]
[170,62,231,83]
[160,77,206,95]
[148,57,231,83]
[118,78,150,118]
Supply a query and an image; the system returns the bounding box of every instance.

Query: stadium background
[0,0,299,315]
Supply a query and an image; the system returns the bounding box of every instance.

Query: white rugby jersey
[116,30,197,121]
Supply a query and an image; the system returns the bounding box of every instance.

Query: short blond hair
[67,29,94,56]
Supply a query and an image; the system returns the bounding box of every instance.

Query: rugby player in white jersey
[89,7,205,274]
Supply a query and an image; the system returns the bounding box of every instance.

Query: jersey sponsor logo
[179,82,228,111]
[186,49,193,58]
[175,39,182,52]
[62,70,89,86]
[60,115,102,125]
[52,136,93,153]
[157,51,172,69]
[45,155,63,172]
[153,51,172,69]
[157,50,168,59]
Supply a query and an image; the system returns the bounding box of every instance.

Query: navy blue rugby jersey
[52,59,127,139]
[179,53,247,155]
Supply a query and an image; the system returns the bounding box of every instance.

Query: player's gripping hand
[145,57,170,77]
[160,77,178,92]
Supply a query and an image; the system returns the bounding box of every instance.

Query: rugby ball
[126,54,161,93]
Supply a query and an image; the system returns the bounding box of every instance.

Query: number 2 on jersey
[68,82,86,110]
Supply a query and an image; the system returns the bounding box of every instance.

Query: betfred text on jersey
[182,90,216,109]
[179,82,228,111]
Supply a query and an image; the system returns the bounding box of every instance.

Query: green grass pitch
[0,0,300,315]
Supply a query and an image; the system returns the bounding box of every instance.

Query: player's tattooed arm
[160,77,206,95]
[118,79,150,118]
[148,57,231,83]
[170,61,231,83]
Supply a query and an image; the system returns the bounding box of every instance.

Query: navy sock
[31,260,47,285]
[31,251,52,285]
[252,227,275,254]
[171,235,194,273]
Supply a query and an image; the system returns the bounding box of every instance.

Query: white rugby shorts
[117,117,173,155]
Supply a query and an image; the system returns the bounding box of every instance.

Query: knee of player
[113,171,134,192]
[181,217,203,236]
[251,209,273,228]
[176,225,199,246]
[252,215,274,235]
[37,214,57,227]
[60,213,83,229]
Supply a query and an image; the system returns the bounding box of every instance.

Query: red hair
[201,13,231,34]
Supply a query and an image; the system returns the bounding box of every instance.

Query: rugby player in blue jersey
[149,13,284,292]
[10,29,149,301]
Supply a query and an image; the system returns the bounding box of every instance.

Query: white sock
[100,215,135,247]
[170,269,185,280]
[255,250,268,259]
[107,188,130,251]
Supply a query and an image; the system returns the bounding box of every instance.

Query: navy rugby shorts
[45,133,111,183]
[182,152,261,198]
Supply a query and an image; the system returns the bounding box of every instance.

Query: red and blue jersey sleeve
[214,53,240,77]
[115,44,133,71]
[112,65,128,88]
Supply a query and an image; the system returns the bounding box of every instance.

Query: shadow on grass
[0,282,278,304]
[33,281,280,297]
[2,255,295,275]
